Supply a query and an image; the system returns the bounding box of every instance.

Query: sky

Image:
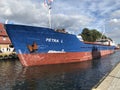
[0,0,120,43]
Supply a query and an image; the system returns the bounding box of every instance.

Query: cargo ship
[4,24,115,66]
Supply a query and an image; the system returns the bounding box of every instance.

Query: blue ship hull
[4,24,115,66]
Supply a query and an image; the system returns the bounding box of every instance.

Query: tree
[80,28,111,42]
[81,28,93,42]
[91,29,101,41]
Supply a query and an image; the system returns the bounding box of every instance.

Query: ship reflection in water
[0,51,120,90]
[13,62,92,90]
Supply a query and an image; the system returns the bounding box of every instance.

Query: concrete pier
[92,63,120,90]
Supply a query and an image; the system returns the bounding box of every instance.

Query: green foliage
[80,28,111,42]
[81,28,93,41]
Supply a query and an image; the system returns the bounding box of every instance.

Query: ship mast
[48,7,51,28]
[44,0,53,28]
[101,19,106,39]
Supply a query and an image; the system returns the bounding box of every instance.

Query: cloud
[0,0,48,26]
[107,26,120,44]
[0,0,94,32]
[111,10,120,18]
[52,13,93,32]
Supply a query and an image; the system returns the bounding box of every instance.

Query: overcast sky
[0,0,120,43]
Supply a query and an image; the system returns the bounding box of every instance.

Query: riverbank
[92,62,120,90]
[0,52,18,60]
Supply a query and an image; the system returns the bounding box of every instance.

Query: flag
[44,0,53,9]
[48,0,53,4]
[44,0,47,7]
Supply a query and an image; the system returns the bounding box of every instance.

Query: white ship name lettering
[46,38,59,43]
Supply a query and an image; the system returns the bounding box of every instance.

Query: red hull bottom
[18,50,114,67]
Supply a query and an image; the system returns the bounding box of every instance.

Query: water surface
[0,50,120,90]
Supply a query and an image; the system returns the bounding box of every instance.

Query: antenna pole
[101,19,106,39]
[48,9,51,28]
[44,0,53,28]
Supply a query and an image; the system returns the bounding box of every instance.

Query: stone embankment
[0,52,18,60]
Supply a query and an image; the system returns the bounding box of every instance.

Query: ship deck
[92,62,120,90]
